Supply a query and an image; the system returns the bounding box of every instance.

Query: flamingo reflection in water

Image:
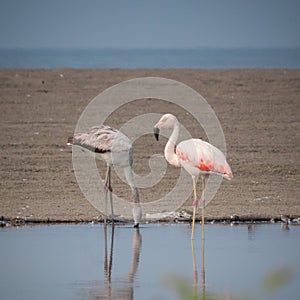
[103,225,142,299]
[191,238,206,299]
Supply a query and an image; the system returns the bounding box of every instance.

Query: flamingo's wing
[71,125,132,153]
[176,139,233,179]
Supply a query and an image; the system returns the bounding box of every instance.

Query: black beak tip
[154,127,160,141]
[134,223,139,228]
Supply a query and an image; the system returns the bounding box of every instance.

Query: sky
[0,0,299,49]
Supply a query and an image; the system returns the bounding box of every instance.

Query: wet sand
[0,69,299,223]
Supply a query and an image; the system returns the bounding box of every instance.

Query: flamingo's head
[154,114,178,141]
[133,204,142,228]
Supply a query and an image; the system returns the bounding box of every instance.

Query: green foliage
[161,266,293,300]
[163,275,232,300]
[262,266,293,293]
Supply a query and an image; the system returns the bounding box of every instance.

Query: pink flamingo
[154,114,233,239]
[67,125,142,227]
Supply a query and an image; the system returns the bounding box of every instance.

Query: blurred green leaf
[262,266,293,293]
[163,275,233,300]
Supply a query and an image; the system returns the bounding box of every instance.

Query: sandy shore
[0,69,299,224]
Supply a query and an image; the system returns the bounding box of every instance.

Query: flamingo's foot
[193,200,198,207]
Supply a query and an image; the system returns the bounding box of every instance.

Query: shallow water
[0,223,299,300]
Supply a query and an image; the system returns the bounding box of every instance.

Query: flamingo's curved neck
[124,165,142,225]
[124,166,140,203]
[164,120,181,167]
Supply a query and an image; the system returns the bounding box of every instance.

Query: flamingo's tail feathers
[67,136,74,145]
[219,163,233,180]
[224,165,233,180]
[224,171,233,180]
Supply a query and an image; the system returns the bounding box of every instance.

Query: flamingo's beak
[154,127,160,141]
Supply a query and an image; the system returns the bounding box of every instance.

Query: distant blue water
[0,48,299,69]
